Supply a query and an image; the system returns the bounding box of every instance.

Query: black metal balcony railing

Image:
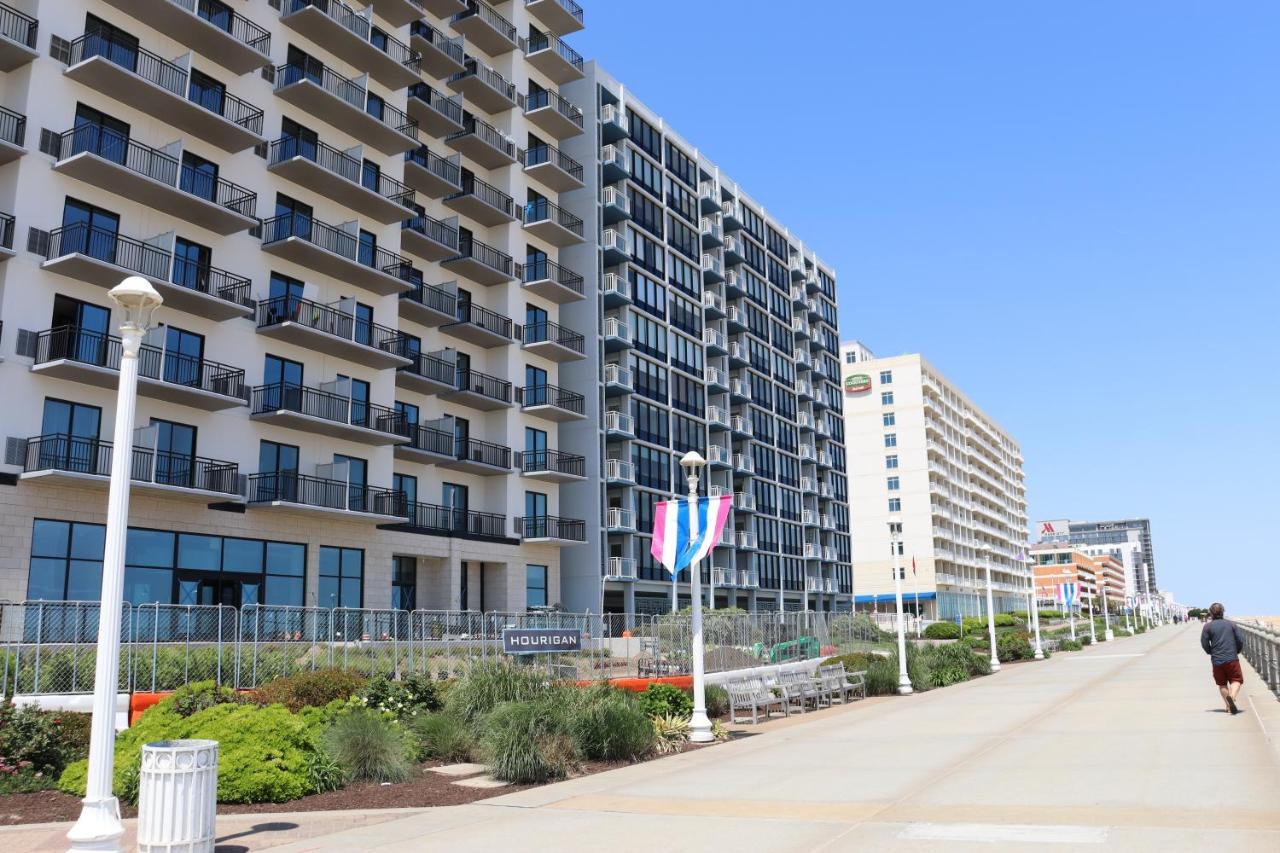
[246,471,402,515]
[517,383,584,414]
[170,254,253,308]
[533,0,584,27]
[33,326,246,399]
[0,105,25,148]
[285,0,419,73]
[0,212,14,251]
[523,143,583,182]
[455,368,512,404]
[22,434,240,494]
[250,382,404,435]
[523,197,583,236]
[450,173,513,217]
[455,437,511,469]
[408,82,463,125]
[55,125,257,217]
[401,279,457,317]
[276,62,418,139]
[405,146,461,188]
[401,501,507,538]
[256,295,407,355]
[410,20,464,66]
[448,114,515,159]
[67,30,264,134]
[271,136,415,207]
[263,213,414,279]
[453,301,513,339]
[525,87,583,129]
[190,0,271,55]
[0,1,38,50]
[525,31,583,72]
[452,235,515,278]
[402,212,460,252]
[454,1,516,43]
[516,515,586,541]
[522,257,584,296]
[400,350,454,385]
[519,449,585,477]
[452,59,517,104]
[522,320,584,354]
[401,422,452,455]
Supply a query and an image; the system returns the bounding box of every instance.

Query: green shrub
[637,683,693,719]
[996,632,1035,662]
[1057,638,1084,652]
[567,686,654,762]
[820,652,883,673]
[1009,610,1028,620]
[411,713,476,763]
[171,680,244,717]
[904,644,932,692]
[322,708,415,784]
[361,673,442,720]
[0,703,91,793]
[703,685,729,718]
[651,713,689,755]
[481,699,574,784]
[864,656,902,695]
[253,669,369,713]
[961,616,986,634]
[445,662,547,723]
[960,635,988,652]
[922,644,975,687]
[993,613,1016,628]
[924,621,961,640]
[1038,609,1063,621]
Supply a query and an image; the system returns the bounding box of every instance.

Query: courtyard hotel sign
[844,374,872,393]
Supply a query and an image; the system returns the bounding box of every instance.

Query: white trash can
[137,739,219,853]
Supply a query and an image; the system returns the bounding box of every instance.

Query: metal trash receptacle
[136,739,218,853]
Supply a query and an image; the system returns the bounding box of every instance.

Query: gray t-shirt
[1200,619,1244,666]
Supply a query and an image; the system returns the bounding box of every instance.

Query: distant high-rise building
[1035,518,1157,595]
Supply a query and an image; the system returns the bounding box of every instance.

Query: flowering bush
[359,673,442,720]
[0,702,91,793]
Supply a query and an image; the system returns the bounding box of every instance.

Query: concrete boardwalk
[7,624,1279,851]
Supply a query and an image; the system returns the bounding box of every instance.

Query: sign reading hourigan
[844,374,872,393]
[501,628,583,654]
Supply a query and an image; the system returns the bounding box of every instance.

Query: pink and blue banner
[650,495,733,575]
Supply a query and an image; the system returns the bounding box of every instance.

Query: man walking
[1200,602,1246,714]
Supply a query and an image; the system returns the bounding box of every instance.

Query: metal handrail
[403,212,460,252]
[517,383,584,414]
[448,113,515,159]
[250,382,404,434]
[256,295,407,354]
[46,222,169,279]
[263,213,413,278]
[408,82,463,125]
[450,172,513,216]
[450,58,516,103]
[276,62,417,138]
[526,0,583,27]
[452,234,515,277]
[522,257,583,295]
[516,515,585,541]
[0,105,24,147]
[246,471,403,515]
[522,320,584,353]
[410,20,464,66]
[454,367,512,403]
[176,0,270,54]
[271,136,415,206]
[20,434,239,494]
[401,501,506,537]
[405,146,461,188]
[401,279,457,316]
[455,437,511,469]
[0,1,37,49]
[525,30,583,71]
[519,449,584,477]
[401,423,452,455]
[524,142,583,181]
[284,0,419,72]
[525,86,583,128]
[522,197,583,235]
[453,0,516,43]
[400,350,454,385]
[451,300,513,339]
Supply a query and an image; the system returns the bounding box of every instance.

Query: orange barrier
[574,675,694,692]
[129,691,172,726]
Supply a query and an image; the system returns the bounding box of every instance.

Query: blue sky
[575,1,1280,615]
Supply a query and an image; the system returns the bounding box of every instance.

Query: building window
[887,476,900,491]
[392,555,416,611]
[879,370,892,384]
[526,564,548,609]
[884,433,897,448]
[881,391,894,405]
[886,455,899,469]
[844,351,857,364]
[888,498,902,512]
[319,546,363,609]
[883,412,895,427]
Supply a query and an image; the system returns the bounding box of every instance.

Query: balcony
[705,365,728,390]
[96,1,272,72]
[255,296,411,370]
[441,235,516,285]
[707,406,730,430]
[722,199,743,231]
[0,105,24,163]
[274,62,418,155]
[606,507,637,533]
[698,181,720,213]
[0,211,13,261]
[0,1,38,70]
[394,422,454,465]
[604,458,635,485]
[445,174,516,226]
[522,320,585,362]
[522,198,584,247]
[517,515,586,543]
[604,557,637,582]
[791,285,806,305]
[804,547,819,563]
[246,472,405,522]
[724,270,745,298]
[40,224,253,321]
[445,114,517,168]
[733,453,755,475]
[518,384,586,422]
[374,0,460,26]
[701,290,725,320]
[261,213,414,296]
[30,326,247,411]
[269,136,414,223]
[797,411,814,430]
[602,186,629,224]
[397,500,509,538]
[404,146,463,200]
[524,30,584,84]
[701,216,723,248]
[526,0,584,36]
[795,378,814,399]
[792,317,810,339]
[603,316,632,351]
[801,476,817,494]
[61,31,264,152]
[410,20,466,78]
[280,0,420,88]
[728,377,749,402]
[602,272,629,307]
[524,143,584,192]
[802,509,817,525]
[702,327,726,354]
[451,0,518,54]
[702,253,724,283]
[739,569,759,589]
[823,546,838,562]
[600,102,627,143]
[441,301,515,347]
[601,228,630,265]
[17,434,240,501]
[736,531,759,551]
[523,257,584,304]
[604,363,632,394]
[407,83,465,138]
[442,367,513,410]
[707,445,730,468]
[400,279,458,327]
[730,415,753,438]
[250,383,405,445]
[734,492,757,513]
[396,350,456,396]
[519,449,586,483]
[524,87,584,139]
[439,436,511,475]
[725,304,746,332]
[601,144,628,183]
[604,410,633,438]
[401,213,461,262]
[724,234,747,267]
[51,127,256,235]
[448,59,518,114]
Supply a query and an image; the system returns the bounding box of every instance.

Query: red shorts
[1212,660,1244,687]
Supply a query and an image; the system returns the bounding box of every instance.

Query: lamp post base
[688,710,714,743]
[66,796,124,852]
[1105,630,1114,642]
[897,681,914,695]
[989,658,1002,672]
[1033,648,1045,660]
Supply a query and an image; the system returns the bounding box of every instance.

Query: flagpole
[680,451,713,743]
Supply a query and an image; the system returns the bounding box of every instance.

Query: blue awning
[855,591,937,604]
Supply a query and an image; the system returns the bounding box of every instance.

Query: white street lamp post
[889,521,912,694]
[1087,590,1097,644]
[680,451,713,743]
[1025,555,1044,660]
[1101,582,1113,641]
[67,277,162,853]
[983,549,1000,672]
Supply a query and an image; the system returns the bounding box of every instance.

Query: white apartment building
[839,342,1030,619]
[0,0,593,612]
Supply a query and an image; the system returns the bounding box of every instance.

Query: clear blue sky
[575,1,1280,615]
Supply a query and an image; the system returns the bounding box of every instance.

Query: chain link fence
[1,601,893,696]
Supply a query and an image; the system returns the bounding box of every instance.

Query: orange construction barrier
[129,691,172,726]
